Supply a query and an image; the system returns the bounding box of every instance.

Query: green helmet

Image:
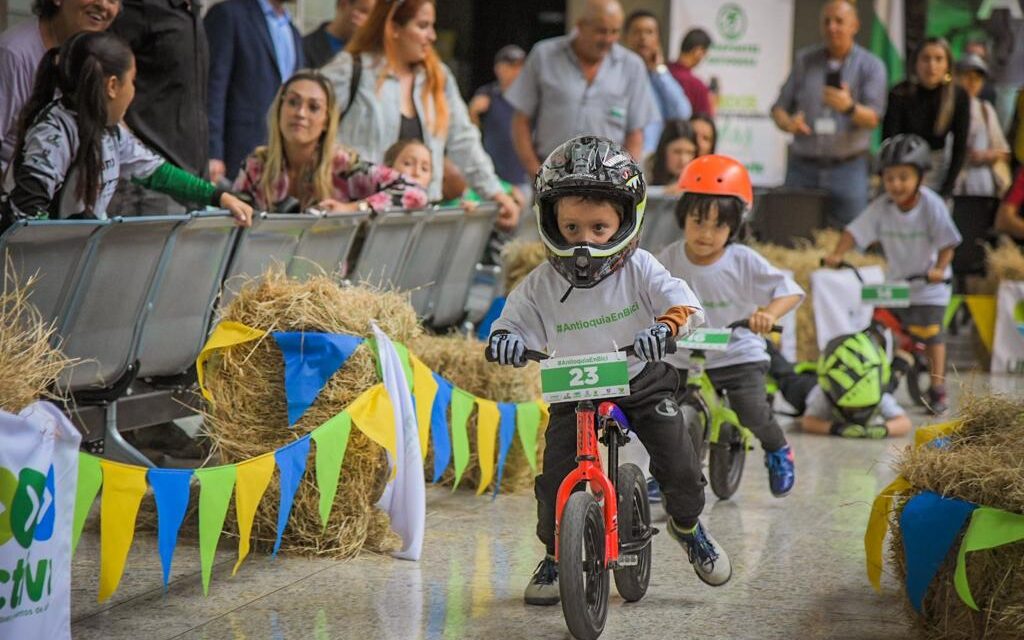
[817,332,891,425]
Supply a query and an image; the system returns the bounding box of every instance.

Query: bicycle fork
[554,401,620,567]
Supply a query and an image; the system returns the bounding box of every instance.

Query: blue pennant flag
[900,491,978,612]
[147,468,194,588]
[272,332,364,427]
[273,435,311,556]
[493,403,518,497]
[430,373,453,483]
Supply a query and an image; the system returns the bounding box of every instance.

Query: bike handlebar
[726,319,784,334]
[484,338,678,364]
[819,259,953,285]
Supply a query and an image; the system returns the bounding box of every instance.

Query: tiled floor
[69,374,1022,640]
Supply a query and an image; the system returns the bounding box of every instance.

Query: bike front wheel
[709,421,746,500]
[559,492,609,640]
[905,356,930,407]
[614,463,651,602]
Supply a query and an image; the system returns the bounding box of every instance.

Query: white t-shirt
[657,242,805,370]
[845,187,962,306]
[804,385,904,424]
[491,249,704,378]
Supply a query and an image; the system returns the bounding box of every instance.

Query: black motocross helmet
[878,133,932,175]
[534,135,647,289]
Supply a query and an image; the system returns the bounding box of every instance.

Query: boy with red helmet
[487,135,732,606]
[658,154,803,498]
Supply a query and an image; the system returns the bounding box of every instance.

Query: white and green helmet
[533,136,647,288]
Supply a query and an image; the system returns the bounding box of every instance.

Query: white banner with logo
[0,402,81,640]
[991,281,1024,374]
[810,266,885,350]
[669,0,794,186]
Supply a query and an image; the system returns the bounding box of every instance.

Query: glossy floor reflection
[70,375,1022,640]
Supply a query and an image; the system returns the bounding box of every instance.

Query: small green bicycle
[676,319,781,500]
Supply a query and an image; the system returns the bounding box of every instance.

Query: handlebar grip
[483,344,549,363]
[726,319,784,333]
[907,274,954,285]
[819,258,864,283]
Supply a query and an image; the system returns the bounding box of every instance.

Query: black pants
[767,341,817,415]
[535,362,705,555]
[678,361,789,453]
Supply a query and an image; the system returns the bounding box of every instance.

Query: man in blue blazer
[205,0,303,184]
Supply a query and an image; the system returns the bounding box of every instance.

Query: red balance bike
[488,343,670,640]
[825,260,952,406]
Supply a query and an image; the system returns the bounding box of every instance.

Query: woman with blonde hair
[232,69,427,212]
[321,0,519,230]
[883,37,970,198]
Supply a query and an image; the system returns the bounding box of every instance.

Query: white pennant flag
[372,323,426,561]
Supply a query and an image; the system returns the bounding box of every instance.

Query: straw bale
[408,333,543,492]
[201,268,423,557]
[748,230,886,361]
[0,266,72,413]
[886,394,1024,638]
[985,239,1024,285]
[502,241,547,293]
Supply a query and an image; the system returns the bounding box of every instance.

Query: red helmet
[676,155,753,208]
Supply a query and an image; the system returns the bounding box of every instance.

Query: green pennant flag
[311,411,353,530]
[450,388,475,488]
[392,341,414,390]
[955,507,1024,610]
[516,402,542,473]
[196,465,237,595]
[944,295,964,329]
[72,453,103,556]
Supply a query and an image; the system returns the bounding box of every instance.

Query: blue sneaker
[765,445,795,497]
[667,519,732,586]
[646,477,662,504]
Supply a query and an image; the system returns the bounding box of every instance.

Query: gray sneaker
[667,519,732,587]
[523,555,559,605]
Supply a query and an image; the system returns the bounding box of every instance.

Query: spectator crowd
[1,0,1024,244]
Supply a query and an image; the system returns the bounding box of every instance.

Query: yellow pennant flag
[348,384,398,478]
[98,459,149,602]
[914,420,959,449]
[538,401,550,430]
[964,295,997,352]
[865,475,912,591]
[475,398,500,495]
[233,453,275,575]
[410,355,438,458]
[196,320,267,401]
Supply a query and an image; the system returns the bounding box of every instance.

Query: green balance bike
[677,319,782,500]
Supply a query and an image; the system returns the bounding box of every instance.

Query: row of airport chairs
[0,205,498,465]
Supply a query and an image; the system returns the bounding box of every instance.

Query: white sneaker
[523,555,560,605]
[667,519,732,586]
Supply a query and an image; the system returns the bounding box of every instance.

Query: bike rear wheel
[681,399,709,464]
[613,464,651,603]
[559,492,609,640]
[709,422,746,500]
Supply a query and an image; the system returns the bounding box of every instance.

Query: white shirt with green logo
[658,242,805,370]
[491,249,704,378]
[845,186,962,306]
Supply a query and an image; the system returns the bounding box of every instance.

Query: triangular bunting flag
[233,454,275,575]
[449,388,475,489]
[410,355,439,458]
[516,402,542,473]
[494,403,518,496]
[272,332,364,427]
[311,412,352,531]
[197,321,267,401]
[98,459,148,602]
[196,465,237,595]
[474,399,500,495]
[273,436,312,556]
[348,384,398,475]
[900,491,978,612]
[147,468,194,589]
[72,453,103,555]
[430,373,453,482]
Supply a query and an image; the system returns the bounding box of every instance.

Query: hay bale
[202,268,423,557]
[0,268,72,413]
[502,241,547,293]
[408,333,543,492]
[985,239,1024,285]
[748,230,886,361]
[888,395,1024,638]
